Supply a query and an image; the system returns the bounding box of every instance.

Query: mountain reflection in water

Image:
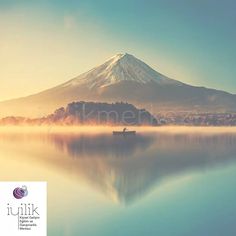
[50,134,153,158]
[1,130,236,205]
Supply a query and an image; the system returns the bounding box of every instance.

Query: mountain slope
[0,53,236,117]
[62,53,182,88]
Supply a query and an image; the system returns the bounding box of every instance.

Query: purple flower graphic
[13,185,28,199]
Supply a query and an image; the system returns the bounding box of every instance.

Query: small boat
[113,128,136,135]
[113,131,136,135]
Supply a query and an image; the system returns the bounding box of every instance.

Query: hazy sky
[1,0,236,101]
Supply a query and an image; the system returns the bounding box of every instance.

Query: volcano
[1,53,236,117]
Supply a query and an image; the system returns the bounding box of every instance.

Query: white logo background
[0,182,47,236]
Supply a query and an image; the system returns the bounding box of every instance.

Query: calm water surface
[0,127,236,236]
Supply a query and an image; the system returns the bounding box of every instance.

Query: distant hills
[1,53,236,118]
[0,101,157,126]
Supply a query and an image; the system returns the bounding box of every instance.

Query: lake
[0,127,236,236]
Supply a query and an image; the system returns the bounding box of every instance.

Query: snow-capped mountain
[62,53,181,89]
[0,53,236,117]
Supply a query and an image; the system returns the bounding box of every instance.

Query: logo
[0,182,47,235]
[13,185,28,199]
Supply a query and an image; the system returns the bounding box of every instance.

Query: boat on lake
[113,128,136,135]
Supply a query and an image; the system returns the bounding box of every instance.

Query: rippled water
[0,127,236,236]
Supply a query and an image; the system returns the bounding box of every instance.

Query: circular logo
[13,185,28,199]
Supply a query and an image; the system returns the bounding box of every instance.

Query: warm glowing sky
[1,0,236,101]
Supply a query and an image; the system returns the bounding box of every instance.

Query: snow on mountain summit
[63,53,181,89]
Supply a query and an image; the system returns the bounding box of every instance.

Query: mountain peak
[113,53,128,58]
[113,52,130,58]
[108,53,134,64]
[63,53,181,89]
